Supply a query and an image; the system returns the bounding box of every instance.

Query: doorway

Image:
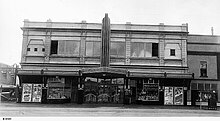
[84,77,124,103]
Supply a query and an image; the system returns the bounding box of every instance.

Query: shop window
[200,61,207,77]
[205,83,210,91]
[47,77,71,99]
[170,49,175,56]
[131,42,158,58]
[50,40,58,54]
[86,41,101,56]
[198,83,204,90]
[191,83,197,90]
[110,42,125,57]
[27,48,30,51]
[211,84,217,91]
[137,78,159,101]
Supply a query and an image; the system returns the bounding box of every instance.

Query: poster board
[32,84,42,102]
[21,84,33,102]
[174,87,183,105]
[164,87,173,105]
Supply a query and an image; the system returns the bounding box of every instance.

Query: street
[0,102,220,117]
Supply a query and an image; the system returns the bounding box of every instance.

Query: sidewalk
[1,101,219,110]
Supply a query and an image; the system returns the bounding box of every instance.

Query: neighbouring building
[188,35,220,105]
[17,14,193,105]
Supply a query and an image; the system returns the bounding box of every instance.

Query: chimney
[211,27,214,36]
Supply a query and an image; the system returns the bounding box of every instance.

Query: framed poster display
[164,87,173,105]
[21,84,33,102]
[32,84,42,102]
[174,87,183,105]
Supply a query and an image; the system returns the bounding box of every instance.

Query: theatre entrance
[84,77,125,104]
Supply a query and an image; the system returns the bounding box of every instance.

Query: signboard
[32,84,42,102]
[22,84,32,102]
[164,87,173,105]
[174,87,183,105]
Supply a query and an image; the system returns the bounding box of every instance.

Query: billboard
[21,84,32,102]
[32,84,42,102]
[174,87,183,105]
[21,83,42,102]
[164,87,173,105]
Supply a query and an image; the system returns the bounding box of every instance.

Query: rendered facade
[188,35,220,104]
[17,14,193,105]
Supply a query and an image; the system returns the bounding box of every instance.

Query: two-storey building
[17,14,193,105]
[188,35,220,105]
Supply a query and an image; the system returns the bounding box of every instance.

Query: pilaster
[125,22,131,65]
[79,20,87,64]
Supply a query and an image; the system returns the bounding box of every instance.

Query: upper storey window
[86,41,101,56]
[131,42,158,58]
[200,61,208,77]
[110,42,126,57]
[164,43,181,59]
[50,40,80,56]
[27,39,45,56]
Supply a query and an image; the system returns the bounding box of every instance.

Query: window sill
[26,55,45,57]
[50,55,80,58]
[130,57,159,60]
[200,76,208,78]
[164,58,182,61]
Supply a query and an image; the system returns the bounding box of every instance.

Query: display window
[137,78,159,101]
[47,77,71,99]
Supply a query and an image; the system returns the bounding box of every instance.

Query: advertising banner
[32,84,42,102]
[21,84,32,102]
[174,87,183,105]
[164,87,173,105]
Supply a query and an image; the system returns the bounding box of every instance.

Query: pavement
[0,101,220,117]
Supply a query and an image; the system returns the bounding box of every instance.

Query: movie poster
[174,87,183,105]
[22,83,32,102]
[32,84,42,102]
[164,87,173,105]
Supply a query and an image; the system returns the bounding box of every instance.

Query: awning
[17,70,79,76]
[129,71,193,79]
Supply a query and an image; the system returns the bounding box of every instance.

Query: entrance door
[84,78,124,103]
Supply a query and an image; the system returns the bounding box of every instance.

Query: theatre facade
[17,14,193,105]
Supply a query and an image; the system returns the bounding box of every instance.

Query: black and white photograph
[0,0,220,120]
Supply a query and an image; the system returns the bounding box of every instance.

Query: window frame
[85,41,101,57]
[110,41,126,57]
[200,61,208,77]
[131,42,159,58]
[170,49,175,56]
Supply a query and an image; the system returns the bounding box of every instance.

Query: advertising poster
[174,87,183,105]
[164,87,173,105]
[32,84,42,102]
[22,83,32,102]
